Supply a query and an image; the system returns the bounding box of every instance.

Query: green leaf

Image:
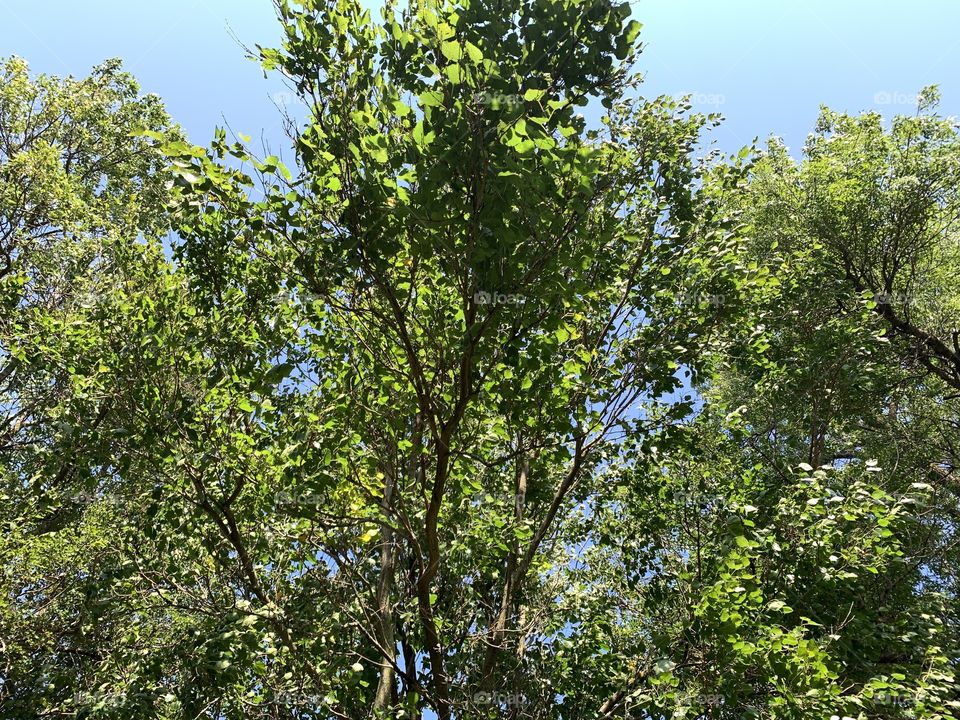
[419,90,444,107]
[465,41,483,63]
[440,40,462,62]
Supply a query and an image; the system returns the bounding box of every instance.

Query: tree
[682,96,960,717]
[155,0,748,716]
[4,4,958,720]
[0,57,186,716]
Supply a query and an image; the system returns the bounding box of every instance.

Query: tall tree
[157,0,746,716]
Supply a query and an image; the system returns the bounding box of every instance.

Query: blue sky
[2,0,957,160]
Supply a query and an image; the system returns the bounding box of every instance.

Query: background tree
[0,57,189,716]
[646,96,960,717]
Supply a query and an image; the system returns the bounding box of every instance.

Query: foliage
[1,5,959,720]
